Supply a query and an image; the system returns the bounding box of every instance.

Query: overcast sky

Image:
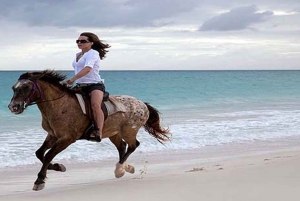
[0,0,299,70]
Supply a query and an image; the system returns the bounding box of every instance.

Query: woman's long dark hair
[80,32,110,60]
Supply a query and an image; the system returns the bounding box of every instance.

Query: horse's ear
[19,72,33,80]
[30,72,46,80]
[30,73,40,80]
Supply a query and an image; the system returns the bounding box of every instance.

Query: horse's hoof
[57,164,66,172]
[114,163,126,178]
[115,170,126,178]
[32,183,45,191]
[51,163,66,172]
[125,164,135,174]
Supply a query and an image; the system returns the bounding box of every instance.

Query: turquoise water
[1,70,300,167]
[2,70,300,113]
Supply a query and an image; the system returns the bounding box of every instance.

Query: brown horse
[8,70,170,191]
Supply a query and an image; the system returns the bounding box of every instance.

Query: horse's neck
[36,82,70,115]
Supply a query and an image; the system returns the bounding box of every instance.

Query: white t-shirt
[72,49,104,84]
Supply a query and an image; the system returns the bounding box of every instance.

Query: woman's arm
[67,66,92,85]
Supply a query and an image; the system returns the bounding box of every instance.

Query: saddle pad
[75,93,87,114]
[75,94,126,116]
[104,96,127,115]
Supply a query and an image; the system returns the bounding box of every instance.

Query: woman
[66,32,110,142]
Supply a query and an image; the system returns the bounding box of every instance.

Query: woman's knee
[91,102,101,110]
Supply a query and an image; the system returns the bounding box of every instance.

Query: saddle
[75,91,110,118]
[72,88,126,140]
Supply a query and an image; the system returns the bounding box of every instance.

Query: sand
[1,140,300,201]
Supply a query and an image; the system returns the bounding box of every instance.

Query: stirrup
[89,130,101,142]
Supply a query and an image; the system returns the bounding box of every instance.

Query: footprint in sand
[186,167,205,172]
[213,164,224,170]
[274,155,293,159]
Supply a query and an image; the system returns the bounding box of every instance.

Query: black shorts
[78,83,105,94]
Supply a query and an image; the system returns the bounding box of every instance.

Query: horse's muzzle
[8,101,25,114]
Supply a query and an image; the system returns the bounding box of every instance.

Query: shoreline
[1,139,300,200]
[1,134,300,169]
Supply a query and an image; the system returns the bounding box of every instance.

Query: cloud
[0,0,299,71]
[0,0,199,28]
[199,5,273,31]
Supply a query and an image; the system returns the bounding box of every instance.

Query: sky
[0,0,299,71]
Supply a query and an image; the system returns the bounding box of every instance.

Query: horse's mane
[19,69,72,92]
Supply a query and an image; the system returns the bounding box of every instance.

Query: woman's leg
[90,90,104,141]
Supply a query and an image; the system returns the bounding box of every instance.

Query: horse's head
[8,70,70,114]
[8,78,41,114]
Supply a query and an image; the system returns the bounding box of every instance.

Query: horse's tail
[144,103,170,144]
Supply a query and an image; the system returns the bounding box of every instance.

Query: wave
[1,108,300,168]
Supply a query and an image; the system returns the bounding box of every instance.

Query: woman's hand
[66,79,74,85]
[61,79,74,86]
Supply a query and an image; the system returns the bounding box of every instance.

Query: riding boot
[89,129,101,142]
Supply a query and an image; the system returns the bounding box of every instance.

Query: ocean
[1,70,300,168]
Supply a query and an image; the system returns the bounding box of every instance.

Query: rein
[25,79,66,107]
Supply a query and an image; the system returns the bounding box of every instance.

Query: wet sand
[1,141,300,201]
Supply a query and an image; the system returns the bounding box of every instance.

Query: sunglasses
[76,40,90,44]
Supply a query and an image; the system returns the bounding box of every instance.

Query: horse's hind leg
[112,134,140,178]
[109,135,126,161]
[109,135,128,178]
[120,139,140,164]
[35,134,66,172]
[116,139,140,176]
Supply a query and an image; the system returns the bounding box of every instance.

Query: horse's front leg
[35,134,66,172]
[33,137,73,191]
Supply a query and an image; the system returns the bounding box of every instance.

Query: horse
[8,70,170,191]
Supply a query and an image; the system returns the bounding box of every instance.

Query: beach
[2,70,300,200]
[1,139,300,201]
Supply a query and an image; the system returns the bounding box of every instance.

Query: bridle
[23,78,66,108]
